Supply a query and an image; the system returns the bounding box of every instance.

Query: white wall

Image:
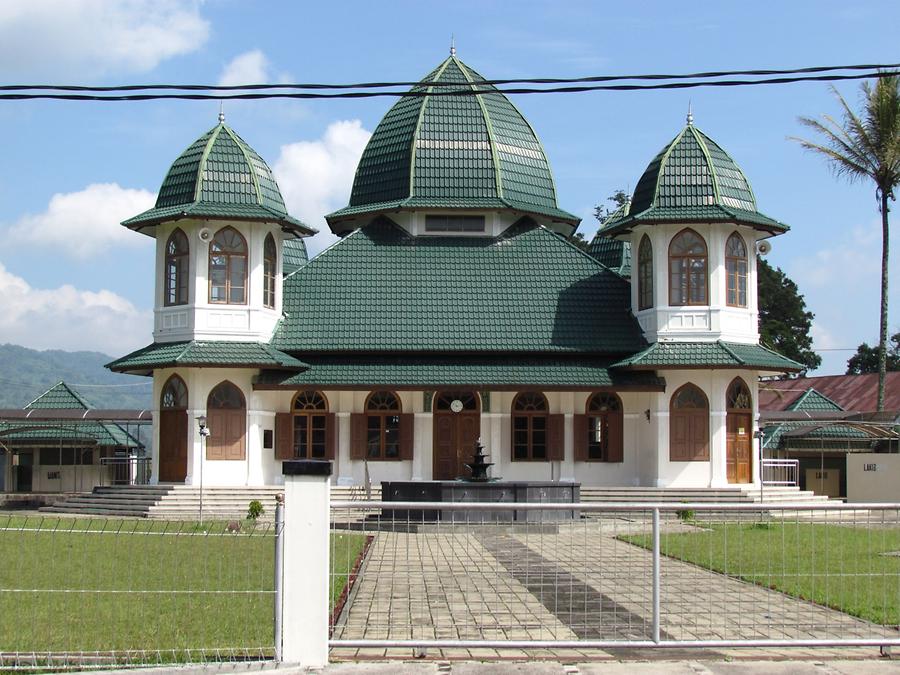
[847,454,900,503]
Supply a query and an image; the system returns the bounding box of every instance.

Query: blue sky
[0,0,897,375]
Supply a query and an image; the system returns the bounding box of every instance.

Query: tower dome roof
[123,121,314,236]
[600,123,787,237]
[326,54,579,233]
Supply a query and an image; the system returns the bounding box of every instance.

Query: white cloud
[218,50,270,86]
[0,263,151,354]
[0,0,209,77]
[5,183,155,259]
[272,120,372,257]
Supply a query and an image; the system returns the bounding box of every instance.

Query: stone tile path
[330,518,894,661]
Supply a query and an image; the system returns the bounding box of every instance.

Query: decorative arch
[668,228,708,306]
[575,392,624,462]
[669,383,709,461]
[726,377,752,411]
[206,380,246,460]
[164,228,189,306]
[638,235,653,310]
[158,374,188,482]
[362,391,402,460]
[725,232,748,307]
[512,392,550,461]
[209,226,248,304]
[263,233,277,309]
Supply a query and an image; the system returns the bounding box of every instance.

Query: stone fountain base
[380,480,581,522]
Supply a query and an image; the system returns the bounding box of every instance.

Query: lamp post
[196,415,209,526]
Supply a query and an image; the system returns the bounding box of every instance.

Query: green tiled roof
[327,55,579,231]
[274,218,646,354]
[587,236,631,276]
[282,237,309,275]
[787,388,844,412]
[611,340,803,372]
[256,356,665,390]
[123,122,314,235]
[107,341,308,375]
[762,421,874,451]
[601,125,788,236]
[0,382,142,448]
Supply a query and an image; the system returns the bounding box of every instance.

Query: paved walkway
[331,517,894,661]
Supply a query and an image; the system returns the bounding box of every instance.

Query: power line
[3,62,898,93]
[1,68,897,102]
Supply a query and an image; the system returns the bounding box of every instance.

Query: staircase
[39,483,838,520]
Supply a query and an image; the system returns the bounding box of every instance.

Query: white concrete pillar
[281,460,331,667]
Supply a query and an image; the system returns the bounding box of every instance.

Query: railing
[329,500,900,656]
[761,458,800,486]
[98,455,152,486]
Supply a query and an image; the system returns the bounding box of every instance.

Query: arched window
[209,227,248,304]
[669,229,708,306]
[292,391,328,459]
[725,233,748,307]
[727,378,752,411]
[512,392,548,461]
[160,374,188,409]
[365,391,401,460]
[670,384,709,461]
[263,233,277,309]
[164,229,189,306]
[583,393,623,462]
[206,381,246,460]
[638,235,653,310]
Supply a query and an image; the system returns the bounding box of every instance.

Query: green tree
[846,332,900,374]
[793,76,900,410]
[757,258,821,374]
[593,189,630,224]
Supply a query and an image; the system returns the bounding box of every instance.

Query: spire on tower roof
[686,101,694,126]
[450,34,456,56]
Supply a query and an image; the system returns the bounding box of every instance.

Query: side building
[108,52,800,489]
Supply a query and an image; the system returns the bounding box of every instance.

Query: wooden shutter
[670,412,687,461]
[206,410,224,460]
[349,413,366,460]
[398,413,414,461]
[547,414,565,461]
[275,412,293,460]
[226,410,246,460]
[607,411,624,463]
[573,414,589,462]
[691,412,709,460]
[324,413,337,461]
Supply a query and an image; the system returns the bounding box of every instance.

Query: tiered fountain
[462,439,496,482]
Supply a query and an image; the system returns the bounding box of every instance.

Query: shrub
[247,500,264,521]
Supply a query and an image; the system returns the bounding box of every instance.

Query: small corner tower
[122,115,315,343]
[599,114,788,344]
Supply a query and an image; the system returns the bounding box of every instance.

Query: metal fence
[329,501,900,658]
[761,458,800,486]
[0,514,278,671]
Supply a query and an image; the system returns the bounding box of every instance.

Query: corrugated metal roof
[759,372,900,412]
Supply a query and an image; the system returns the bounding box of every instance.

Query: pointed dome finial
[218,102,225,124]
[686,101,693,127]
[450,34,456,57]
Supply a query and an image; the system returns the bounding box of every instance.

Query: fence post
[274,493,284,663]
[651,507,660,644]
[280,460,332,667]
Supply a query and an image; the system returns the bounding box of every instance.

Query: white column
[281,461,331,667]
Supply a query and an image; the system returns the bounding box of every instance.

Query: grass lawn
[0,516,367,655]
[623,521,900,626]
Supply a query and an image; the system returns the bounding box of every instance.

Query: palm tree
[792,75,900,411]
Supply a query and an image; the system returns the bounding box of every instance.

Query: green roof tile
[256,356,665,390]
[328,56,578,229]
[123,122,314,235]
[587,236,631,276]
[282,237,309,275]
[107,341,308,375]
[26,382,93,409]
[611,340,803,372]
[787,388,845,412]
[273,218,646,354]
[601,125,788,236]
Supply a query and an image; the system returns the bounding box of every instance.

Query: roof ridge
[222,124,263,207]
[194,123,224,202]
[689,126,721,205]
[457,59,504,200]
[695,127,759,210]
[716,340,744,365]
[408,58,453,197]
[651,126,689,209]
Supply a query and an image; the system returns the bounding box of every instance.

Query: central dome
[327,54,578,233]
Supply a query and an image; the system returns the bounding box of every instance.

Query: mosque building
[108,51,800,489]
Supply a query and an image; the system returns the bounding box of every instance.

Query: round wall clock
[449,399,464,413]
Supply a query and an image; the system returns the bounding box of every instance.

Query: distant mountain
[0,343,152,409]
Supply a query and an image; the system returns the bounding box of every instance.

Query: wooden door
[433,411,481,480]
[726,412,752,484]
[158,409,188,482]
